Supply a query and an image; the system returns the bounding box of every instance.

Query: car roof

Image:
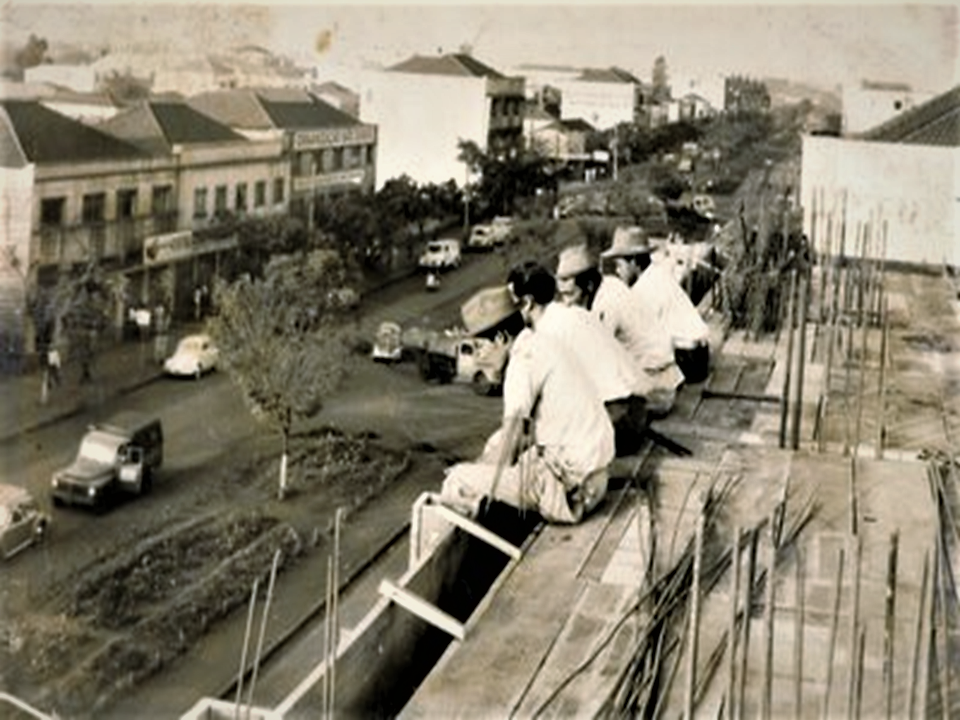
[94,410,160,435]
[0,483,33,507]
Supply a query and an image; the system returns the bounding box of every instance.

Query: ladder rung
[378,579,466,640]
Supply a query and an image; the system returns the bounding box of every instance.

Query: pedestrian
[193,286,203,321]
[440,283,615,525]
[556,242,683,417]
[46,344,62,388]
[602,226,711,384]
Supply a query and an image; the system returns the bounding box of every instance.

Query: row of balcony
[34,212,179,267]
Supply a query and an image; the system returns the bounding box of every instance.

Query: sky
[3,3,957,96]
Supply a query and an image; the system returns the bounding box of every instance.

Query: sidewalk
[0,324,204,443]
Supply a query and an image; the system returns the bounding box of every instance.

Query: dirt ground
[0,427,414,717]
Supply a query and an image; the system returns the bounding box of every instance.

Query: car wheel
[141,470,153,495]
[472,371,493,397]
[36,518,48,541]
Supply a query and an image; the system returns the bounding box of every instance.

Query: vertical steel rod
[793,548,806,720]
[936,533,951,720]
[907,551,930,719]
[790,271,809,450]
[726,526,742,720]
[876,299,889,459]
[821,547,845,720]
[247,549,281,720]
[846,533,863,719]
[779,269,797,449]
[684,503,706,720]
[330,507,343,717]
[761,517,778,720]
[322,556,332,720]
[853,624,867,720]
[234,578,259,720]
[736,529,759,720]
[883,531,900,719]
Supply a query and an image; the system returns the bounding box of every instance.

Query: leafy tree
[457,140,553,217]
[14,34,48,71]
[208,251,351,499]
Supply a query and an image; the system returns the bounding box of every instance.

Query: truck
[51,412,164,510]
[401,326,509,396]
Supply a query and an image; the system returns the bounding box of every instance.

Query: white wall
[25,64,97,93]
[0,164,36,344]
[801,135,959,267]
[842,85,937,135]
[360,70,487,189]
[555,80,635,130]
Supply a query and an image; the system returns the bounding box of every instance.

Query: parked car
[164,333,219,378]
[418,239,462,271]
[0,484,48,560]
[51,413,164,510]
[467,217,513,250]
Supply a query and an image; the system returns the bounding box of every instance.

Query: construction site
[178,106,959,720]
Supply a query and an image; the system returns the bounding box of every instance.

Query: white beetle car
[0,483,48,560]
[164,333,219,379]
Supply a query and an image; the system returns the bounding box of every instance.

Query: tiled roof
[188,88,359,130]
[859,85,960,147]
[0,99,145,164]
[388,53,504,78]
[0,107,28,168]
[577,67,641,84]
[99,101,245,154]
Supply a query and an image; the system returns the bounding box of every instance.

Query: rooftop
[99,100,246,154]
[0,99,144,167]
[388,53,505,79]
[187,88,359,131]
[859,84,960,147]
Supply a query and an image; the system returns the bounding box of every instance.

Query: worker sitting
[556,242,683,417]
[440,284,615,524]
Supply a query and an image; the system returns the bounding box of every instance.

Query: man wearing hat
[556,242,682,417]
[603,226,711,385]
[440,273,615,524]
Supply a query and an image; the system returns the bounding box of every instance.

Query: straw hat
[556,243,596,279]
[601,226,652,259]
[461,285,519,336]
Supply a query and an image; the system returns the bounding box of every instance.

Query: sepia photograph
[0,2,957,718]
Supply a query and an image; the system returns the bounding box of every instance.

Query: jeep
[51,412,163,509]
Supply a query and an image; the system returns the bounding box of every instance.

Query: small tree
[208,252,351,500]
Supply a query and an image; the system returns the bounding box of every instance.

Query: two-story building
[0,99,177,355]
[188,87,377,228]
[551,67,648,131]
[98,100,288,318]
[359,53,525,189]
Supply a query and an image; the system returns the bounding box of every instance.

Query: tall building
[359,53,525,189]
[553,67,648,131]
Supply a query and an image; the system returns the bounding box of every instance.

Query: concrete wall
[360,70,487,189]
[800,135,959,268]
[24,64,97,92]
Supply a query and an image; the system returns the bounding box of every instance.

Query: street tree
[208,251,351,500]
[457,139,552,217]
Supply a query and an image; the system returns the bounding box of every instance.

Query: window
[81,193,106,224]
[321,148,334,173]
[296,152,311,177]
[254,180,266,208]
[151,185,174,215]
[193,187,208,218]
[235,182,248,212]
[40,197,65,226]
[273,178,285,204]
[332,147,344,171]
[366,145,375,165]
[117,189,137,220]
[214,185,228,215]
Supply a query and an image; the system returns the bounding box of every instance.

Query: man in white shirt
[556,243,683,416]
[507,261,648,455]
[440,282,615,524]
[602,226,711,384]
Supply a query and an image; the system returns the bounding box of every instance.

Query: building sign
[292,170,367,194]
[143,231,238,266]
[292,125,376,151]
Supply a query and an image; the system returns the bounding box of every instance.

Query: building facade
[188,88,377,227]
[551,67,647,131]
[360,53,524,189]
[842,80,938,137]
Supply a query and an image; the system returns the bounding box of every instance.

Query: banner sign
[144,231,237,265]
[292,125,376,151]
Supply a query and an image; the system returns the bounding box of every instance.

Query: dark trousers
[607,395,649,457]
[676,342,710,385]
